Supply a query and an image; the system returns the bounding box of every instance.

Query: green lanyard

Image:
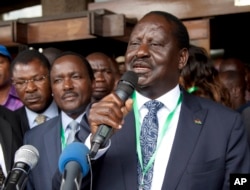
[132,92,182,185]
[61,125,66,149]
[187,86,198,93]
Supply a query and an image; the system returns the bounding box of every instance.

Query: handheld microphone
[89,71,138,158]
[1,145,39,190]
[59,142,90,190]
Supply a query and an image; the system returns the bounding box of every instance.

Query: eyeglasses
[12,75,49,89]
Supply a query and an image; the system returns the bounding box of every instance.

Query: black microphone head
[119,71,138,89]
[116,71,138,101]
[89,71,138,158]
[14,145,39,169]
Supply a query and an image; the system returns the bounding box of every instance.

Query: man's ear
[178,48,189,70]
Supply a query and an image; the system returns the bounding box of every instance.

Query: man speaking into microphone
[54,11,250,190]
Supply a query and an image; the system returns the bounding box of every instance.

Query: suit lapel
[43,118,62,174]
[77,114,91,142]
[119,111,138,189]
[162,92,208,190]
[17,107,30,136]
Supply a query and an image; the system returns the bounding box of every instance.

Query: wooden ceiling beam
[88,0,250,20]
[0,9,135,46]
[0,0,40,15]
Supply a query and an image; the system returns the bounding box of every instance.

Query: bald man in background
[42,47,63,65]
[86,52,121,102]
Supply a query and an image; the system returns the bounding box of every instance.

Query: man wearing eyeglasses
[11,49,60,138]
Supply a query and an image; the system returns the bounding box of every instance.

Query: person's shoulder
[0,105,14,114]
[241,105,250,115]
[237,101,250,113]
[185,92,237,114]
[24,116,60,139]
[0,105,20,120]
[14,105,25,114]
[188,95,244,133]
[0,115,12,131]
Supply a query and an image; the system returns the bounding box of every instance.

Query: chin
[137,77,149,86]
[27,103,44,111]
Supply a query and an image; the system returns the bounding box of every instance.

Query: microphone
[1,145,39,190]
[89,71,138,158]
[59,142,90,190]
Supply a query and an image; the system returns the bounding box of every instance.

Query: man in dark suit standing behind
[86,52,121,103]
[76,11,250,190]
[24,51,94,190]
[0,105,22,188]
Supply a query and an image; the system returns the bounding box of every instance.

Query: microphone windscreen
[14,145,39,169]
[119,71,138,88]
[58,142,90,177]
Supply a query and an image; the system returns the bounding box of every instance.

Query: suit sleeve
[223,113,250,189]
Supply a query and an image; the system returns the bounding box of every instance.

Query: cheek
[51,86,62,100]
[53,95,64,110]
[40,83,51,92]
[79,85,92,100]
[106,75,114,84]
[125,49,134,62]
[41,89,52,100]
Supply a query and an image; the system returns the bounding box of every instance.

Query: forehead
[51,55,87,74]
[220,60,244,72]
[13,59,48,74]
[131,14,172,36]
[89,58,111,68]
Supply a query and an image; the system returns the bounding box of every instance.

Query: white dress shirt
[61,111,84,143]
[135,85,182,190]
[0,144,7,177]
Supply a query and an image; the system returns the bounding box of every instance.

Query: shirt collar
[26,100,59,127]
[135,84,181,112]
[42,100,59,119]
[61,111,85,131]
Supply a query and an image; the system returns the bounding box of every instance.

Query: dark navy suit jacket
[0,106,22,173]
[53,91,250,190]
[15,106,29,138]
[24,113,90,190]
[15,104,60,138]
[24,116,62,190]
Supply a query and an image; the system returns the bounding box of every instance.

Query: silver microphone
[1,145,39,190]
